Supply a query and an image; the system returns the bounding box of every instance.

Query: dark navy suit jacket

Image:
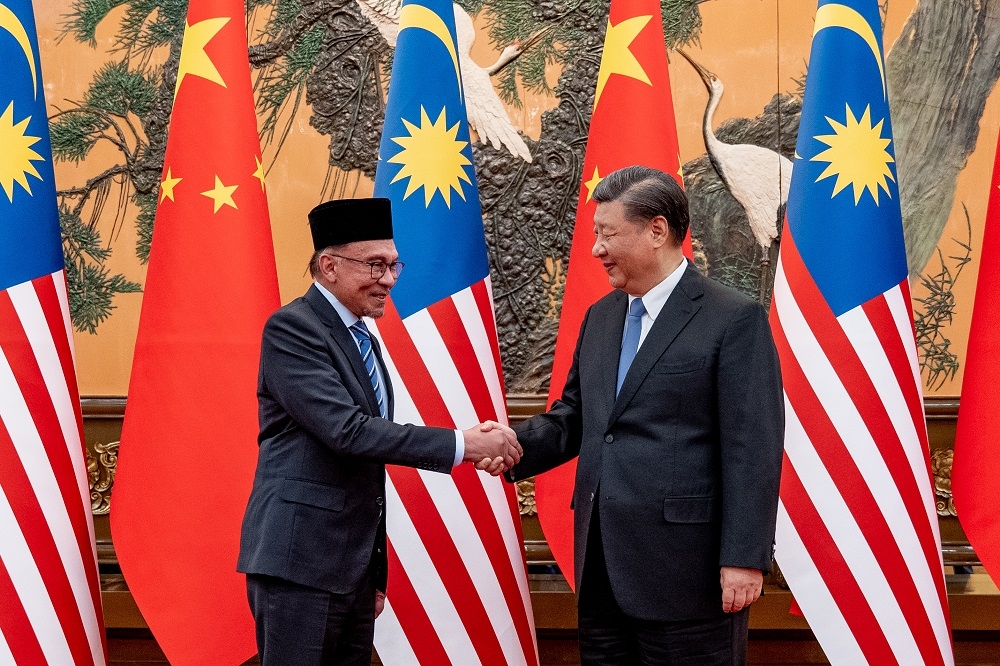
[238,285,455,594]
[508,264,784,620]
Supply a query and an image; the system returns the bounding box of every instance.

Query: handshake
[461,420,521,476]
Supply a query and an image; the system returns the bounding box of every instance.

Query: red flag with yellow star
[535,0,691,588]
[109,0,279,662]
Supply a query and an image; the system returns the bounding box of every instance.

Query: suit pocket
[281,478,346,512]
[654,357,706,374]
[663,496,717,523]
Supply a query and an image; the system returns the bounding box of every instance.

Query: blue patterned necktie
[350,320,386,418]
[616,298,646,396]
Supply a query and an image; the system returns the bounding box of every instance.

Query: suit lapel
[608,266,704,426]
[304,285,382,417]
[600,291,629,415]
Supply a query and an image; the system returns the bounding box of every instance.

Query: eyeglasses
[328,254,405,279]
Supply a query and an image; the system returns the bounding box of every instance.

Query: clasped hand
[461,420,521,476]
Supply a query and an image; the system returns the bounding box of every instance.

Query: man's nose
[378,269,396,287]
[592,240,605,258]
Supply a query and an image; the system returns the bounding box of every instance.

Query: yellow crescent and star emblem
[0,1,44,202]
[808,7,894,206]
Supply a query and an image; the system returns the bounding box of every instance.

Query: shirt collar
[628,258,687,322]
[314,281,360,329]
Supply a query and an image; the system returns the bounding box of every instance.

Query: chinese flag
[953,133,1000,585]
[109,0,280,662]
[535,0,691,587]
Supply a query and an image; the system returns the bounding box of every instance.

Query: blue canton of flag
[373,0,489,318]
[0,0,62,292]
[787,0,907,316]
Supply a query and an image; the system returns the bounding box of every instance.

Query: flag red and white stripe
[771,232,952,665]
[370,276,538,666]
[0,270,107,666]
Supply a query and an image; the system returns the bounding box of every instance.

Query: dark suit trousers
[247,571,376,666]
[578,501,749,666]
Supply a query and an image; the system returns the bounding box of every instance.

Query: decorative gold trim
[516,478,536,516]
[87,440,119,515]
[931,448,956,517]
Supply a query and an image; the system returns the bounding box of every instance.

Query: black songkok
[308,198,394,250]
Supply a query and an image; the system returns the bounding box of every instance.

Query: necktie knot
[629,298,646,319]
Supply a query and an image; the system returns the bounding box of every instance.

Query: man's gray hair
[308,246,341,279]
[592,165,690,244]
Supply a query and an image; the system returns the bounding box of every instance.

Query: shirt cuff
[453,429,465,468]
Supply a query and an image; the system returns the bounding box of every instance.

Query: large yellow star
[0,101,43,202]
[253,155,266,191]
[594,15,652,110]
[388,106,472,208]
[201,175,238,213]
[811,104,894,205]
[175,17,230,96]
[584,167,603,202]
[159,167,182,202]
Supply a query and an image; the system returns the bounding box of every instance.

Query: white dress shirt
[314,282,464,466]
[625,258,688,351]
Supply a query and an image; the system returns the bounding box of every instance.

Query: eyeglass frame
[327,253,405,280]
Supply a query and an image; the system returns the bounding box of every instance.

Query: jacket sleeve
[716,301,785,571]
[260,310,456,472]
[505,307,590,482]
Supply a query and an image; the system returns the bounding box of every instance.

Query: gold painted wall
[33,0,999,398]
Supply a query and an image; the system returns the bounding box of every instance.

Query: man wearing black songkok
[238,198,520,665]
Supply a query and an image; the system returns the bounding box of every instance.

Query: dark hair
[591,165,689,244]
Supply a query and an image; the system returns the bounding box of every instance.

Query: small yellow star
[594,15,653,110]
[175,17,230,96]
[159,167,182,202]
[584,167,603,203]
[201,175,238,213]
[253,155,266,191]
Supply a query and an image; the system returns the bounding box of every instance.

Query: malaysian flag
[368,0,538,662]
[0,0,107,663]
[770,1,953,664]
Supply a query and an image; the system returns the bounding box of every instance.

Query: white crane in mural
[678,49,792,303]
[356,0,543,162]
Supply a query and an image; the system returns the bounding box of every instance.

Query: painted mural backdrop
[33,0,1000,397]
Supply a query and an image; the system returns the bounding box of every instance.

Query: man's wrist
[453,429,465,467]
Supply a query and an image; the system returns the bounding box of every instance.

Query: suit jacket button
[605,434,614,443]
[589,492,595,502]
[376,496,384,506]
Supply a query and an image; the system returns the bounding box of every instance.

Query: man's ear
[648,215,670,248]
[318,252,337,282]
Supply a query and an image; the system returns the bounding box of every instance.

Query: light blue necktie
[616,298,646,396]
[350,320,386,418]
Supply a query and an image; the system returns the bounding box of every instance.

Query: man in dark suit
[237,198,518,665]
[500,166,784,664]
